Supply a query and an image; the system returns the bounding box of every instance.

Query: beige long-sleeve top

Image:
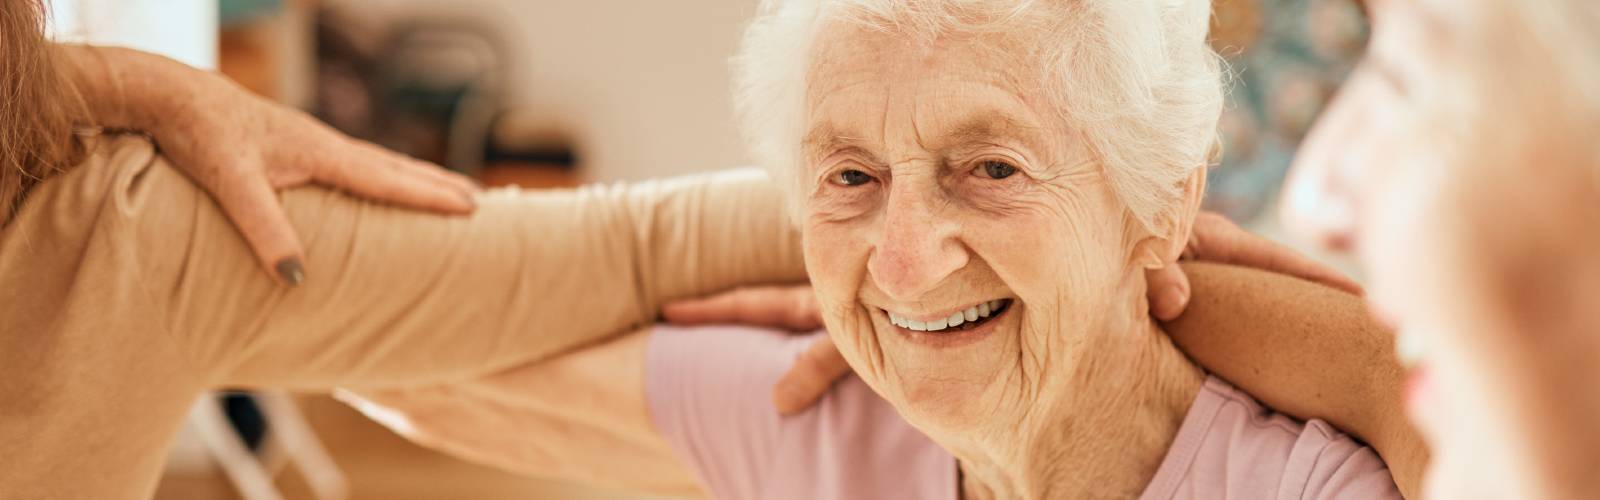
[0,135,806,499]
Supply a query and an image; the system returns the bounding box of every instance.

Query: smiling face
[798,21,1163,438]
[1285,0,1600,497]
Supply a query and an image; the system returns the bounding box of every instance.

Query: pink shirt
[646,326,1400,500]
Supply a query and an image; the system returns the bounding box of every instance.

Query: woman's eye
[975,160,1018,180]
[834,169,874,186]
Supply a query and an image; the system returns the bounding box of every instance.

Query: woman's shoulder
[644,326,958,500]
[19,132,162,220]
[1140,376,1401,500]
[2,132,169,254]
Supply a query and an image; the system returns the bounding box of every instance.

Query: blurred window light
[48,0,219,70]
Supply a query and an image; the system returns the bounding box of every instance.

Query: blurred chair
[190,393,349,500]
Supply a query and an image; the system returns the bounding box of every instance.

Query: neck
[953,319,1204,500]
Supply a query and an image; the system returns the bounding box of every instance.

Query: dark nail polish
[275,258,305,286]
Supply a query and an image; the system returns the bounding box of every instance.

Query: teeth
[887,300,1007,333]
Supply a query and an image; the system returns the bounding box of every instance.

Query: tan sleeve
[113,136,806,389]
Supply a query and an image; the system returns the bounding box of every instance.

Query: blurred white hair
[732,0,1224,234]
[1504,0,1600,168]
[1511,0,1600,111]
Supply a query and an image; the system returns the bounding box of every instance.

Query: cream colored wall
[332,0,760,182]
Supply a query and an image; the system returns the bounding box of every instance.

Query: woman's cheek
[802,215,873,298]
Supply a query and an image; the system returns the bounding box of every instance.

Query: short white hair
[732,0,1224,234]
[1500,0,1600,163]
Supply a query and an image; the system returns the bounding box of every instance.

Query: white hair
[1510,1,1600,112]
[732,0,1224,234]
[1502,0,1600,166]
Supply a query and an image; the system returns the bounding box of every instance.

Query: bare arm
[1168,262,1427,498]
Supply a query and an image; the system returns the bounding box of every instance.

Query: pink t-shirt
[646,326,1400,500]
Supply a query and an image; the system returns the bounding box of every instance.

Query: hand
[662,211,1363,415]
[662,286,836,414]
[1145,212,1363,320]
[70,46,479,285]
[154,73,480,286]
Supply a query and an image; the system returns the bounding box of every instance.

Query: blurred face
[798,22,1153,438]
[1286,0,1600,497]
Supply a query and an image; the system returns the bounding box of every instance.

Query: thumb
[208,166,308,286]
[1145,263,1191,321]
[773,335,852,415]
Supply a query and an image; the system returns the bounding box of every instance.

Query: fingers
[773,335,852,415]
[313,139,478,215]
[661,285,824,331]
[393,153,480,195]
[208,165,308,286]
[1145,263,1192,321]
[1189,212,1364,295]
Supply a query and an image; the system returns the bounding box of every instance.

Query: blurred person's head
[733,0,1221,493]
[1285,0,1600,497]
[0,0,86,226]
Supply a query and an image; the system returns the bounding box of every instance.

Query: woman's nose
[1283,95,1362,252]
[867,184,968,301]
[1282,160,1357,252]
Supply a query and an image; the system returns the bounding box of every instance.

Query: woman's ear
[1132,167,1208,269]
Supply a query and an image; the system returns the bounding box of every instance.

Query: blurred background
[45,0,1366,498]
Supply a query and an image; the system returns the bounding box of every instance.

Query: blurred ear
[1132,167,1207,269]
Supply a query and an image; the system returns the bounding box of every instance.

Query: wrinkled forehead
[801,19,1066,153]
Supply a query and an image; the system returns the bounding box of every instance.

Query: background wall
[326,0,760,183]
[49,0,219,69]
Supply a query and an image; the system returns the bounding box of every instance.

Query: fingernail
[460,191,478,210]
[275,258,305,287]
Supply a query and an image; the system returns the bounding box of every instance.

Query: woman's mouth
[1395,327,1441,433]
[884,299,1013,333]
[1404,362,1438,427]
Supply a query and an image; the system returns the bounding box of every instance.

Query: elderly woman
[349,1,1409,499]
[0,0,1415,499]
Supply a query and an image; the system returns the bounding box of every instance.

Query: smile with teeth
[886,299,1012,333]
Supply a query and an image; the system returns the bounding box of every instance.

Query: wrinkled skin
[798,21,1202,497]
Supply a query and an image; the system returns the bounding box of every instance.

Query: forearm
[1166,262,1427,498]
